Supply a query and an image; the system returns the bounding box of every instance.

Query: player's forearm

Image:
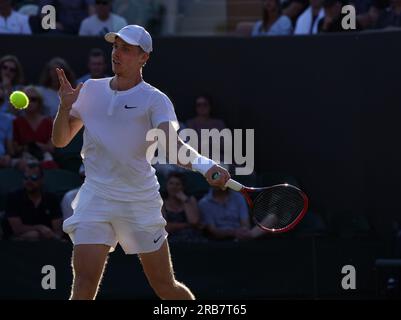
[175,137,198,170]
[52,106,72,147]
[157,122,203,170]
[158,122,217,176]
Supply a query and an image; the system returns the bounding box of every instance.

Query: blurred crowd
[238,0,401,36]
[0,0,165,36]
[0,1,400,37]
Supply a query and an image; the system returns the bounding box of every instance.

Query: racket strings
[253,186,305,230]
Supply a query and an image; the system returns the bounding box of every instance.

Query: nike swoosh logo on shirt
[153,235,162,243]
[124,105,138,109]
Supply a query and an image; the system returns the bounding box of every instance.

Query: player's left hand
[205,165,230,189]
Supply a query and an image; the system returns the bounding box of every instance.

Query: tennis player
[52,25,230,300]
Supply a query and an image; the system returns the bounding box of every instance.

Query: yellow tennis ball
[9,91,29,110]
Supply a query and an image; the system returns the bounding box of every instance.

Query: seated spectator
[354,1,389,30]
[17,1,39,17]
[112,0,165,35]
[251,0,293,36]
[161,172,205,243]
[199,186,252,241]
[0,0,32,34]
[375,0,401,29]
[235,21,256,37]
[2,162,64,240]
[0,55,25,116]
[318,0,360,32]
[12,85,57,169]
[79,0,127,36]
[37,57,76,118]
[38,0,95,34]
[294,0,325,34]
[0,111,14,168]
[282,0,309,25]
[77,48,109,83]
[186,94,226,162]
[16,1,42,34]
[61,164,85,221]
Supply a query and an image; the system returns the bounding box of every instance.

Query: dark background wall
[2,31,401,235]
[0,238,388,299]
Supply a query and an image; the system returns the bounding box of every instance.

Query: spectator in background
[15,1,43,34]
[199,185,252,241]
[370,0,391,24]
[0,0,32,34]
[38,57,76,118]
[200,187,270,241]
[112,0,166,35]
[294,0,325,34]
[318,0,360,32]
[186,94,226,161]
[113,0,149,26]
[161,172,205,243]
[2,162,63,240]
[251,0,293,36]
[79,0,127,36]
[38,0,95,34]
[13,85,57,169]
[0,111,14,168]
[375,0,401,29]
[77,48,109,83]
[0,55,25,116]
[61,164,85,221]
[282,0,309,26]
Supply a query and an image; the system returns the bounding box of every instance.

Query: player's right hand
[56,68,83,111]
[205,165,230,189]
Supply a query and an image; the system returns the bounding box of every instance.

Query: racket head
[242,183,309,233]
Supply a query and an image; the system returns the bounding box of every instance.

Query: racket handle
[211,172,243,191]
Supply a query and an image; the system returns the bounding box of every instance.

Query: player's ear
[141,52,150,67]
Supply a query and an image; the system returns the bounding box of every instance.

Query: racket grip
[211,172,243,191]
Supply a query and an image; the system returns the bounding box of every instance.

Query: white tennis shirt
[70,77,178,202]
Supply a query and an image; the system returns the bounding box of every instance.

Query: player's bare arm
[52,68,84,148]
[157,121,230,189]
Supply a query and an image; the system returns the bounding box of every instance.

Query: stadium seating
[0,169,24,212]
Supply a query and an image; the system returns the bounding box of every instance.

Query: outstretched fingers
[75,82,83,92]
[56,68,65,87]
[60,68,73,90]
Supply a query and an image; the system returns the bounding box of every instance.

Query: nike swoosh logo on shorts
[124,105,137,109]
[153,235,162,243]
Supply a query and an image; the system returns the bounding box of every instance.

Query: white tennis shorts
[62,184,168,254]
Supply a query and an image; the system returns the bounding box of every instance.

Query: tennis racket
[212,173,309,233]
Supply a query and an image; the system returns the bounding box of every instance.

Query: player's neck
[112,73,142,91]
